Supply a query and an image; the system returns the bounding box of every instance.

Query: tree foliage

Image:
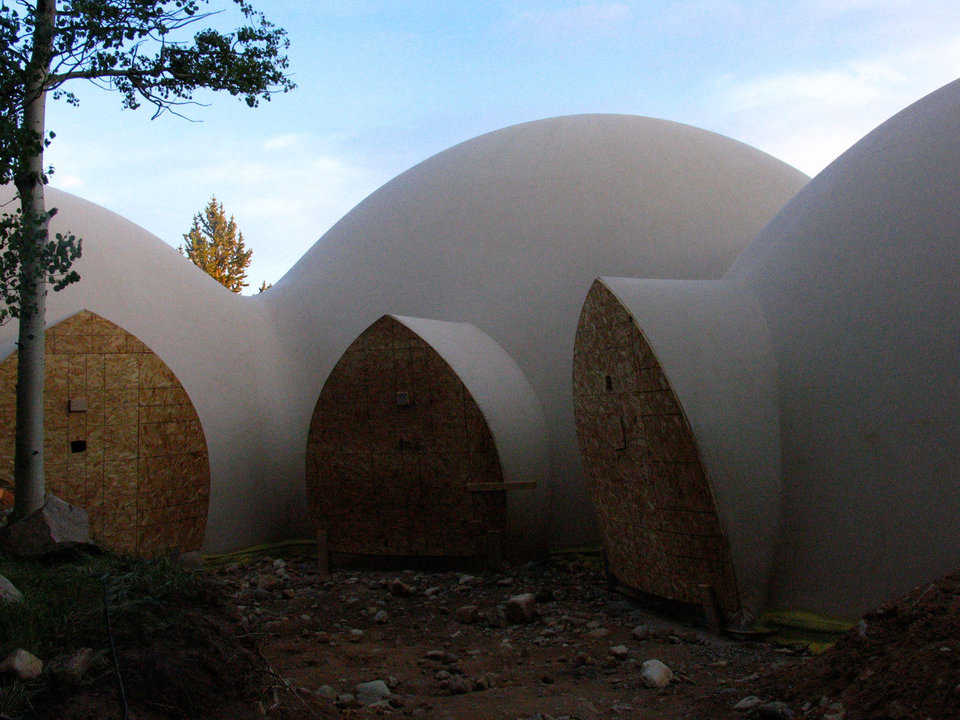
[0,0,294,315]
[0,207,81,324]
[0,0,293,519]
[179,195,252,293]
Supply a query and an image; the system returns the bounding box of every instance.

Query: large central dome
[267,114,807,548]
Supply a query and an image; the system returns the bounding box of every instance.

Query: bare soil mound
[760,569,960,720]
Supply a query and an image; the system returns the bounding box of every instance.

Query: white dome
[1,114,807,554]
[0,187,305,552]
[267,114,807,547]
[581,79,960,619]
[728,78,960,614]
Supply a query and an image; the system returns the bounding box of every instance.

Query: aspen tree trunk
[11,0,56,521]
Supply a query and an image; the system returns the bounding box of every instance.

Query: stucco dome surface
[593,79,960,618]
[266,114,808,547]
[725,78,960,614]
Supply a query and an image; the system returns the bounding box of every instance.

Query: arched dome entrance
[306,315,536,563]
[573,282,740,616]
[0,310,210,555]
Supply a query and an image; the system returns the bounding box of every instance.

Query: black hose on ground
[100,575,129,720]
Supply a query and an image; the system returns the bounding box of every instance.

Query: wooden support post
[698,583,723,632]
[317,528,330,578]
[484,530,503,571]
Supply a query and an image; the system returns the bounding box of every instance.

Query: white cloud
[262,133,302,151]
[53,174,84,190]
[710,36,960,176]
[805,0,914,15]
[725,62,906,109]
[510,2,632,37]
[660,0,746,30]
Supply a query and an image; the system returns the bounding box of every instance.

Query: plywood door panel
[0,310,210,556]
[573,284,740,615]
[306,316,507,559]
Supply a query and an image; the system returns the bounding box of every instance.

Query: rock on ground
[505,593,537,623]
[355,679,392,705]
[47,648,94,685]
[758,701,795,719]
[0,649,43,680]
[1,494,89,557]
[455,605,479,624]
[640,659,674,688]
[0,574,24,603]
[389,578,415,597]
[734,695,764,711]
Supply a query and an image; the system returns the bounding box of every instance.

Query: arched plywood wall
[573,282,740,616]
[0,310,210,555]
[306,315,509,560]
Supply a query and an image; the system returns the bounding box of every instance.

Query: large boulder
[1,494,90,557]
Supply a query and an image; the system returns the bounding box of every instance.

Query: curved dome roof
[729,77,960,289]
[593,80,960,618]
[268,114,808,547]
[723,78,960,614]
[278,114,807,297]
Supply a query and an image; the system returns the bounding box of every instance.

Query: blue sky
[44,1,960,291]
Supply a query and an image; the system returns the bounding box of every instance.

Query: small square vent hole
[70,440,87,453]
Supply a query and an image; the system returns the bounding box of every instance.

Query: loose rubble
[6,549,957,719]
[758,567,960,720]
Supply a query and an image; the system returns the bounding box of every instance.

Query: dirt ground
[33,553,960,719]
[202,554,804,720]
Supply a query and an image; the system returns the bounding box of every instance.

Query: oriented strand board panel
[0,310,209,555]
[306,316,507,558]
[573,283,740,615]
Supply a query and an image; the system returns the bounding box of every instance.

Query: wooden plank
[466,481,537,492]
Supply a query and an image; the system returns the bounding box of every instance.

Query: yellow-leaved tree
[180,196,253,293]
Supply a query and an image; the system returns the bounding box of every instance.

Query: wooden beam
[466,481,537,492]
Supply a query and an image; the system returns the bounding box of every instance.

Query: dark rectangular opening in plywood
[70,440,87,453]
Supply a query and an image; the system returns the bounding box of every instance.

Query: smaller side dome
[574,281,739,617]
[573,278,783,624]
